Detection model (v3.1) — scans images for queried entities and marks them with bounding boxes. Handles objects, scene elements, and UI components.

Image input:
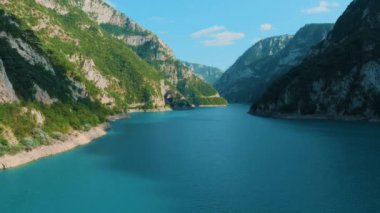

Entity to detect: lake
[1,104,380,213]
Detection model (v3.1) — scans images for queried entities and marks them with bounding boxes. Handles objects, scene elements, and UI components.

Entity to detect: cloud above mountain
[260,23,273,32]
[303,1,339,14]
[191,26,245,47]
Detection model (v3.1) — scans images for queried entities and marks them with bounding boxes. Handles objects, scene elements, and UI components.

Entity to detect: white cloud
[105,0,116,8]
[191,26,245,47]
[303,1,339,14]
[190,26,226,38]
[202,32,246,46]
[260,23,273,32]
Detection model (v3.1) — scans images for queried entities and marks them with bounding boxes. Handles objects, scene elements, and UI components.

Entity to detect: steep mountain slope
[0,0,207,155]
[215,35,293,102]
[251,0,380,120]
[181,61,224,85]
[217,24,333,103]
[77,0,226,106]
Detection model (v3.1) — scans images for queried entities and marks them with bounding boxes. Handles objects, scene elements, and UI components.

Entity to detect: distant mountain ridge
[216,35,293,102]
[251,0,380,120]
[181,61,224,85]
[216,23,333,103]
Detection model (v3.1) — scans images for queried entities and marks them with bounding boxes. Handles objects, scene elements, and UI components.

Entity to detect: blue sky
[107,0,352,70]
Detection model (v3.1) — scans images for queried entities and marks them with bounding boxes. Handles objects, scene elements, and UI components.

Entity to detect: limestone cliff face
[0,1,169,108]
[72,0,175,72]
[251,0,380,120]
[0,59,18,103]
[74,0,223,104]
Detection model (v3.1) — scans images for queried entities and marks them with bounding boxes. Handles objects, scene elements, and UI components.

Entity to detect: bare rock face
[68,55,109,90]
[34,0,68,15]
[34,84,58,105]
[68,54,115,106]
[78,0,125,26]
[121,35,174,61]
[0,59,18,103]
[68,78,88,100]
[0,32,55,73]
[82,59,109,90]
[361,61,380,92]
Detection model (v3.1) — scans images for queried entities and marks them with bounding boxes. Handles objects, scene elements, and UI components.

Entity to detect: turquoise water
[1,105,380,213]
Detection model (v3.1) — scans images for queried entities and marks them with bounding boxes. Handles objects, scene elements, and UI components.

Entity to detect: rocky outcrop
[35,0,68,15]
[34,84,58,105]
[0,59,18,103]
[78,0,125,26]
[67,54,116,105]
[82,59,109,90]
[251,0,380,120]
[0,31,55,73]
[182,61,224,85]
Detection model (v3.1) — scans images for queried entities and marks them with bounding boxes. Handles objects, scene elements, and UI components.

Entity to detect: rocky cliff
[181,61,224,85]
[216,35,293,102]
[77,0,225,105]
[251,0,380,120]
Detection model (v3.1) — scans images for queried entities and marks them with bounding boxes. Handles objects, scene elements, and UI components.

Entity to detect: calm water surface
[1,105,380,213]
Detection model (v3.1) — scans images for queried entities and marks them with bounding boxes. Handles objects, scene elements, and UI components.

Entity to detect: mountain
[216,24,333,103]
[181,61,224,85]
[251,0,380,120]
[215,35,293,102]
[83,0,226,106]
[0,0,225,155]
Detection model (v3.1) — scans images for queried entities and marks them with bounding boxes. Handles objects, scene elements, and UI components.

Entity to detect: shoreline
[0,107,173,170]
[250,111,380,122]
[198,104,228,108]
[0,124,108,170]
[127,107,172,113]
[0,105,226,170]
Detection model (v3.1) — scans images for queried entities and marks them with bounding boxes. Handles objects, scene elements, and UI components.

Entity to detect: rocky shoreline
[0,124,108,170]
[0,105,227,170]
[0,109,171,170]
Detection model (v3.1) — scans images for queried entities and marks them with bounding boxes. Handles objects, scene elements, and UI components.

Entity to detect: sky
[106,0,352,70]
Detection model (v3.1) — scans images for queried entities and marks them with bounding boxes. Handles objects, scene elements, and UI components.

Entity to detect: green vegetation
[178,78,227,106]
[100,23,148,37]
[0,0,228,156]
[100,18,227,107]
[0,0,169,155]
